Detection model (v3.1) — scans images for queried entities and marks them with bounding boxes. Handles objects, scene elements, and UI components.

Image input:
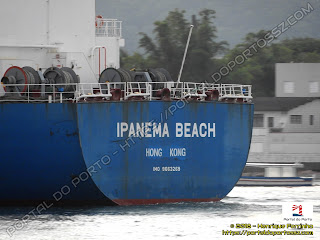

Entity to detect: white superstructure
[0,0,252,104]
[0,0,124,87]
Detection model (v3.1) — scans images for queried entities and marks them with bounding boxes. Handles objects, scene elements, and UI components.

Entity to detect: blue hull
[0,104,111,205]
[0,101,253,205]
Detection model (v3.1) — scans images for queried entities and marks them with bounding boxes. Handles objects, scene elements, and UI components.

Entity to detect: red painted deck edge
[112,198,221,206]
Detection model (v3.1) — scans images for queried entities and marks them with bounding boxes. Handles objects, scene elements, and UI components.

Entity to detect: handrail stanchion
[27,84,29,103]
[149,83,152,100]
[53,86,55,103]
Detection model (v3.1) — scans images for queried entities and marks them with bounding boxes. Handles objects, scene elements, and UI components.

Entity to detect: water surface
[0,186,319,239]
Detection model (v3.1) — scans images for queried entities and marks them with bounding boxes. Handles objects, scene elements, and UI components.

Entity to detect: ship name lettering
[176,123,216,138]
[117,122,216,138]
[117,122,169,138]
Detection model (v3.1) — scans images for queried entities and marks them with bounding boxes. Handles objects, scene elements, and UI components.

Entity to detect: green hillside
[96,0,320,53]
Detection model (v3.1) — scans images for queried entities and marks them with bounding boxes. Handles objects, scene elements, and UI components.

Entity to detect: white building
[248,63,320,170]
[276,63,320,97]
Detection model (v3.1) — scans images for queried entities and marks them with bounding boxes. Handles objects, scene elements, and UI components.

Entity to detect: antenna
[177,25,194,83]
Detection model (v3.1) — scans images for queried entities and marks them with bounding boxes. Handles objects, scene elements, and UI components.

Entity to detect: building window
[253,114,264,127]
[268,117,274,128]
[290,115,302,124]
[310,115,314,125]
[284,81,295,93]
[309,81,319,93]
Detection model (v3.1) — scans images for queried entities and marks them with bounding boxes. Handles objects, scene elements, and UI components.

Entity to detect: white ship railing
[0,82,252,103]
[95,18,122,38]
[75,83,112,102]
[125,82,152,100]
[218,84,252,99]
[181,82,207,99]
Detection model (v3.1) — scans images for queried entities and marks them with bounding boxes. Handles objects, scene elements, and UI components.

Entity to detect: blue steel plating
[0,100,253,205]
[0,0,253,206]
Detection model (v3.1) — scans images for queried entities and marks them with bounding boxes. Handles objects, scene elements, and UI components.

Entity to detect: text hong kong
[117,122,216,138]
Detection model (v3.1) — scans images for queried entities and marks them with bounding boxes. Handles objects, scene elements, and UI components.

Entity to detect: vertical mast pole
[177,25,194,83]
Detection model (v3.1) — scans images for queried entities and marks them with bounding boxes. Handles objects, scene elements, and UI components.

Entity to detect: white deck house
[0,0,125,85]
[248,63,320,170]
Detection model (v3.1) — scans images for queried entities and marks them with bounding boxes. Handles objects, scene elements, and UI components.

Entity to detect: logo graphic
[282,202,313,221]
[292,205,303,216]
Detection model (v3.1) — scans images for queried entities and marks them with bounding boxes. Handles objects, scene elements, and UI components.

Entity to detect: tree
[187,10,228,82]
[137,9,227,82]
[120,49,149,69]
[220,33,320,96]
[121,13,320,97]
